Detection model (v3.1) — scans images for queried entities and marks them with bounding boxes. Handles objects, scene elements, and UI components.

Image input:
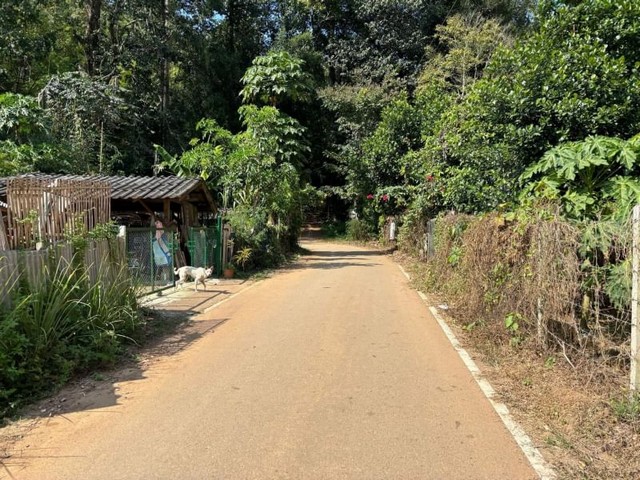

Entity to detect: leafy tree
[434,0,640,213]
[376,13,510,216]
[158,109,307,262]
[155,118,232,183]
[171,0,272,131]
[38,72,134,173]
[268,32,335,187]
[240,51,314,107]
[0,93,68,175]
[0,94,48,143]
[419,14,507,99]
[354,96,425,197]
[318,82,396,209]
[321,7,517,221]
[160,106,308,206]
[239,105,309,166]
[0,0,549,226]
[323,0,531,88]
[343,11,507,224]
[0,1,82,94]
[520,134,640,219]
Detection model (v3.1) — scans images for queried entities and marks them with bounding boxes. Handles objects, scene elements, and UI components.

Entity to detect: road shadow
[160,289,234,314]
[2,306,230,426]
[286,245,393,271]
[0,280,250,472]
[304,249,387,257]
[298,238,396,255]
[285,260,380,271]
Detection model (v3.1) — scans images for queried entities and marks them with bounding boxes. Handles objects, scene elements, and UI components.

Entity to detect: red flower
[381,194,389,202]
[366,194,374,200]
[426,174,434,182]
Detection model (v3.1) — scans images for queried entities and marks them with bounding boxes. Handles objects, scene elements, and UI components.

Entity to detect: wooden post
[537,297,544,345]
[0,208,8,251]
[163,199,171,223]
[631,205,640,392]
[537,225,545,346]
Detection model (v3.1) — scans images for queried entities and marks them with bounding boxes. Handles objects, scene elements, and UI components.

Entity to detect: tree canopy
[1,0,638,245]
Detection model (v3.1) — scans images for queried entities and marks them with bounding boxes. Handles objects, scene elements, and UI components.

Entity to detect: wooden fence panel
[0,250,19,306]
[0,239,126,306]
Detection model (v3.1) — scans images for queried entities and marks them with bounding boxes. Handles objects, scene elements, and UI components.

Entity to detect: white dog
[174,266,219,291]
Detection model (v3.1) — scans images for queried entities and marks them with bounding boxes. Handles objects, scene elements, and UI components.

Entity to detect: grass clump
[611,393,640,424]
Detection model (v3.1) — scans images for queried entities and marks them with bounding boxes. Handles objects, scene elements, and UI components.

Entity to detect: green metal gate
[187,217,223,276]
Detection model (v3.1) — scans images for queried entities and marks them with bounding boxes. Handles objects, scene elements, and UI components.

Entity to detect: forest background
[2,1,640,249]
[3,0,640,226]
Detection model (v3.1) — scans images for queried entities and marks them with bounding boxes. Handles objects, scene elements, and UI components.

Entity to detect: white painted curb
[398,265,556,480]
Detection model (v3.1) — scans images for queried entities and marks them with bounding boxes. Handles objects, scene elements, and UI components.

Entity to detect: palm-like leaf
[520,133,640,218]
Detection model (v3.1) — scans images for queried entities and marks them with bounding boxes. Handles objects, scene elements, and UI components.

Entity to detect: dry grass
[467,338,640,480]
[396,210,640,479]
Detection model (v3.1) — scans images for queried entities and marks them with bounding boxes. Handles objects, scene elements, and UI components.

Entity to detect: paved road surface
[1,239,538,479]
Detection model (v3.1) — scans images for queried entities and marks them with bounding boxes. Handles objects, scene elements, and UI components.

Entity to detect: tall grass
[85,259,143,344]
[0,248,142,419]
[11,257,90,357]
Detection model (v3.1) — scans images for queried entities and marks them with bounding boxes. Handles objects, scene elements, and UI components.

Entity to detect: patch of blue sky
[177,4,225,32]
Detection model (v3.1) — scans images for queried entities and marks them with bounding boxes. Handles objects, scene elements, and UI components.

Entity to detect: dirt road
[1,239,539,479]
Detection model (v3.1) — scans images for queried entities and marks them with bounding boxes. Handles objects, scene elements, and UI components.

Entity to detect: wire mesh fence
[1,220,225,299]
[125,227,176,293]
[188,228,217,270]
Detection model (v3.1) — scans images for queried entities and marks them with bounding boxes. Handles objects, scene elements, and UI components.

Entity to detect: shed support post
[163,199,171,222]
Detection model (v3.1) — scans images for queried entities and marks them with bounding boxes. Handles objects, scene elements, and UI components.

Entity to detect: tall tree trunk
[84,0,103,76]
[159,0,170,147]
[227,0,236,51]
[107,0,122,76]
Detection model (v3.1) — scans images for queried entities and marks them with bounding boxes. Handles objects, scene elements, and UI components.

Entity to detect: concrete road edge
[398,265,557,480]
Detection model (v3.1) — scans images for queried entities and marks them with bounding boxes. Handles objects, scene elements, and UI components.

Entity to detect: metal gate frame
[187,216,223,277]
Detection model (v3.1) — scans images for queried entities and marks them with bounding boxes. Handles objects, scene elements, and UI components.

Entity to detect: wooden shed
[0,174,217,251]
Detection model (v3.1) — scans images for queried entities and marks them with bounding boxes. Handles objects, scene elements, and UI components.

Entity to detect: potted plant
[223,262,235,279]
[233,247,253,272]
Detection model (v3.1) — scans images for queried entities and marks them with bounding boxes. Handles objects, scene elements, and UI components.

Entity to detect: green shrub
[226,206,290,270]
[345,219,372,241]
[0,250,142,420]
[321,219,346,238]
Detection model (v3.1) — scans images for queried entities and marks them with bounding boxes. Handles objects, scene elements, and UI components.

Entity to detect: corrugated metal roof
[0,174,204,201]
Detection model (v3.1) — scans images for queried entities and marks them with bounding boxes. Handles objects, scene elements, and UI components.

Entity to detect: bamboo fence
[5,177,111,250]
[0,208,8,251]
